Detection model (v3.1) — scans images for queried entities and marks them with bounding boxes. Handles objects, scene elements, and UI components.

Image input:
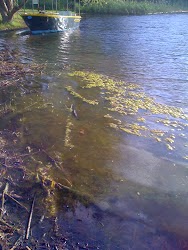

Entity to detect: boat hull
[20,13,81,34]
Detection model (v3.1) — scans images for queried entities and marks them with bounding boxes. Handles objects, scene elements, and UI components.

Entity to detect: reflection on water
[1,13,188,248]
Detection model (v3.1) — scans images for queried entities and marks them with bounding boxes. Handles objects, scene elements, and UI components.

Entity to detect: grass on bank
[81,0,188,15]
[0,13,26,31]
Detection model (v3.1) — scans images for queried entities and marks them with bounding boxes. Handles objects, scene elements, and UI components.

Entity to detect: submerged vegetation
[67,71,188,160]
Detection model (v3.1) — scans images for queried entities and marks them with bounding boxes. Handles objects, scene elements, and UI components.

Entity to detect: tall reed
[80,0,187,15]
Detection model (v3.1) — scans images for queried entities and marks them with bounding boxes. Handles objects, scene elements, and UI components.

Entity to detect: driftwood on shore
[0,44,106,250]
[0,46,70,249]
[0,130,92,249]
[0,46,43,88]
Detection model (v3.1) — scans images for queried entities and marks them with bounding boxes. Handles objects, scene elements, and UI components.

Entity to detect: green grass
[0,13,26,31]
[81,0,188,15]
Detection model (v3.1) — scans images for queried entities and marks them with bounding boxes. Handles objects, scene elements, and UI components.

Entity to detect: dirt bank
[0,45,84,250]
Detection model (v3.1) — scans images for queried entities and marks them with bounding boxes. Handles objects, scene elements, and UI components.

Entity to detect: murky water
[1,13,188,249]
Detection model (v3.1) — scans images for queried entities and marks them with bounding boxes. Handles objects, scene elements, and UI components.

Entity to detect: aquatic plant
[64,115,75,149]
[65,85,99,105]
[67,70,188,159]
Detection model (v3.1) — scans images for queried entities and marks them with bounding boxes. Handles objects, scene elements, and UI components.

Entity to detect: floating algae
[67,71,188,159]
[64,115,74,149]
[65,86,98,105]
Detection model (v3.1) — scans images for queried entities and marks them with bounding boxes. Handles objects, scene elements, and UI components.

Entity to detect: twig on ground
[0,182,9,218]
[26,246,32,250]
[9,236,23,250]
[0,218,13,228]
[25,195,36,240]
[5,193,29,213]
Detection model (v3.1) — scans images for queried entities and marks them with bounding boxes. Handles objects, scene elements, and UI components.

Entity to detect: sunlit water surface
[1,13,188,249]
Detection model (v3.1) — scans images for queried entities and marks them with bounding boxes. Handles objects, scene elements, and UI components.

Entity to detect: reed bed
[81,0,187,15]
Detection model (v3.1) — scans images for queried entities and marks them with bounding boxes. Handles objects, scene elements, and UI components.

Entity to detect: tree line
[0,0,188,24]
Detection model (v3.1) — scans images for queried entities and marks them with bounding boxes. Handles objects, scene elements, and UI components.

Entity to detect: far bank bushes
[19,0,188,15]
[80,0,188,15]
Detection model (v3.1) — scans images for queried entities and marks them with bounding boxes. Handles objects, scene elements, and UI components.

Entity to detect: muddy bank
[0,131,83,249]
[0,43,115,250]
[0,45,91,249]
[0,44,42,87]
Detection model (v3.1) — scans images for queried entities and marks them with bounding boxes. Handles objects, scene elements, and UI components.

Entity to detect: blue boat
[20,0,81,34]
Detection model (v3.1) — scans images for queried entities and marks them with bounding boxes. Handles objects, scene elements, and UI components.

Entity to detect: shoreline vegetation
[0,13,26,31]
[0,1,188,31]
[0,46,91,249]
[81,1,188,15]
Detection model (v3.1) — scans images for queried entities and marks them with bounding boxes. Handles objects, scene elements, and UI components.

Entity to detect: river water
[1,13,188,249]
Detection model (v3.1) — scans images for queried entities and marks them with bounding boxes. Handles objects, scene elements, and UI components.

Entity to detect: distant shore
[0,8,188,32]
[80,1,188,15]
